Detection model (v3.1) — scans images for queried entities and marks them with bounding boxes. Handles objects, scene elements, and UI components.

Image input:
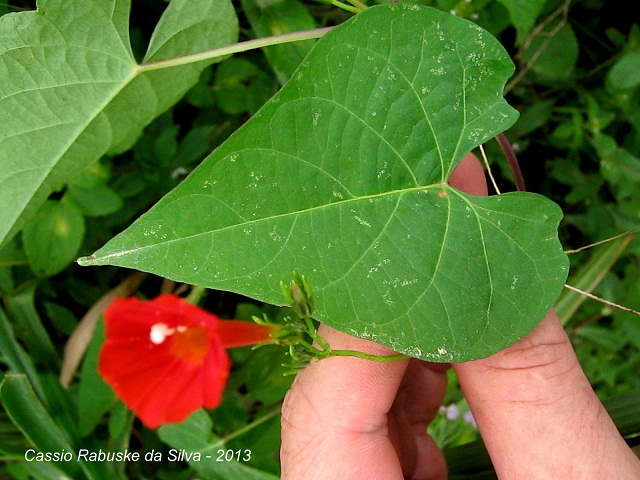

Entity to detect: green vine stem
[137,27,333,73]
[318,348,410,362]
[185,285,207,305]
[317,0,359,13]
[315,0,368,14]
[272,274,410,371]
[208,406,281,448]
[348,0,369,12]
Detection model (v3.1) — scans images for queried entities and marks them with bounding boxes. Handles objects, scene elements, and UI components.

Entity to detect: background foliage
[1,0,639,478]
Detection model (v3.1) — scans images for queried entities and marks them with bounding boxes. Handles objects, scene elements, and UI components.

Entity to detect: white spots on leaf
[383,290,394,305]
[384,277,418,289]
[399,345,422,358]
[380,276,418,305]
[435,22,445,42]
[142,227,168,240]
[466,52,482,62]
[510,276,518,290]
[354,215,371,227]
[468,126,485,142]
[377,161,389,179]
[269,228,284,242]
[366,257,389,278]
[247,171,263,190]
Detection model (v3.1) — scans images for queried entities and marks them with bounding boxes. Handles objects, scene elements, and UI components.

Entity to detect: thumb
[454,309,640,478]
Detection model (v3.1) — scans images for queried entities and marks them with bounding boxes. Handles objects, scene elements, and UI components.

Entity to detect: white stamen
[150,323,175,344]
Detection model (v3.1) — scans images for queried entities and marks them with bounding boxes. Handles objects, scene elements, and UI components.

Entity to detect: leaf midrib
[85,181,452,263]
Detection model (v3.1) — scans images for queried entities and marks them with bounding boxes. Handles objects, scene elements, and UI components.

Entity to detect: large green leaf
[81,5,569,361]
[0,0,238,248]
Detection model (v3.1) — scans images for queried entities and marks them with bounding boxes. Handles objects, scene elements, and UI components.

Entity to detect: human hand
[280,153,640,479]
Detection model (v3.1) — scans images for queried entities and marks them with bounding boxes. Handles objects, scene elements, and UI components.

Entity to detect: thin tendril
[563,284,640,317]
[479,144,501,194]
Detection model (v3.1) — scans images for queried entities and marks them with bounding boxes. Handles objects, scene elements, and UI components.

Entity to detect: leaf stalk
[136,27,333,73]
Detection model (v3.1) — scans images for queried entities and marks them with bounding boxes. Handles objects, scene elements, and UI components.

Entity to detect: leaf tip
[76,255,96,267]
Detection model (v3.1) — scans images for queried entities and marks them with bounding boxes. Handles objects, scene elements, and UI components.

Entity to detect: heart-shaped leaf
[0,0,238,248]
[80,5,569,361]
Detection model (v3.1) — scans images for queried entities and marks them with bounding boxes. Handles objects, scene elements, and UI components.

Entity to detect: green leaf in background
[0,306,45,401]
[77,319,116,437]
[215,58,274,115]
[0,375,82,479]
[3,460,74,480]
[4,283,59,368]
[523,20,579,80]
[158,410,279,480]
[22,200,85,277]
[606,50,640,91]
[496,0,546,44]
[0,0,238,248]
[81,5,569,361]
[240,0,317,84]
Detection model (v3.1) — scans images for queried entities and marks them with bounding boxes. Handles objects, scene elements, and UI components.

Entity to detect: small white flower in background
[439,403,477,428]
[464,410,477,428]
[440,404,460,420]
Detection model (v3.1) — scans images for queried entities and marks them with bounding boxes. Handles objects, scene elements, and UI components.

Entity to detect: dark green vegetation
[1,0,639,478]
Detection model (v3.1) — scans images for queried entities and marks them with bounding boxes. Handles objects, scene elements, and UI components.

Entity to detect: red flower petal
[216,320,278,348]
[99,294,230,429]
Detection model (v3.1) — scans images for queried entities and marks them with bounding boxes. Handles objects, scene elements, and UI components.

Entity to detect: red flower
[99,294,276,429]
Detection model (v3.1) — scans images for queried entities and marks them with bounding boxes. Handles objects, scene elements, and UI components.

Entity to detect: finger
[389,360,449,480]
[281,325,411,479]
[452,153,640,477]
[448,152,488,196]
[385,152,485,479]
[454,296,640,477]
